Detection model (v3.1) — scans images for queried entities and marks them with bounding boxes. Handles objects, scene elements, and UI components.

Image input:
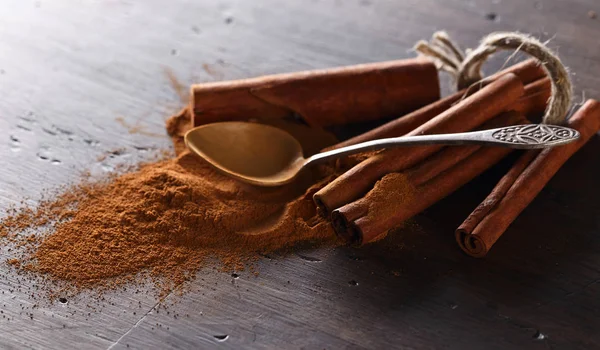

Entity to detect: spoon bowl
[185,122,580,187]
[184,122,306,186]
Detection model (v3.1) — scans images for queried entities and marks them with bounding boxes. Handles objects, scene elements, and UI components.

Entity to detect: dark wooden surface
[2,0,600,349]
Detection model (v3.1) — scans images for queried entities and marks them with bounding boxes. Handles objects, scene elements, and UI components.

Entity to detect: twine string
[415,31,572,125]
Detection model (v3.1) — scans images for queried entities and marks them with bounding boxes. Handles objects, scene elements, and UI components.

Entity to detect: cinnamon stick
[481,59,546,88]
[191,58,440,128]
[513,77,551,118]
[331,112,529,244]
[313,73,526,216]
[523,76,551,95]
[455,150,539,255]
[456,99,600,257]
[328,59,546,150]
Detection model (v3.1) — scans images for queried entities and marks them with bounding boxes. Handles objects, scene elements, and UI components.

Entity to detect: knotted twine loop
[414,31,572,125]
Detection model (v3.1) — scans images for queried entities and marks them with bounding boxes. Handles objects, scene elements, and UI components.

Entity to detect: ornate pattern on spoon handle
[491,125,579,146]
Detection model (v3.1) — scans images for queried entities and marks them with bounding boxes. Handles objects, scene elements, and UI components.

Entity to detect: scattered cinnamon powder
[358,173,416,242]
[366,173,415,220]
[115,116,164,137]
[165,107,193,155]
[164,68,190,103]
[0,108,339,296]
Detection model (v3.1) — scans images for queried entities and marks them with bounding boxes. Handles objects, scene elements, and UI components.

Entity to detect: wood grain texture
[1,0,600,349]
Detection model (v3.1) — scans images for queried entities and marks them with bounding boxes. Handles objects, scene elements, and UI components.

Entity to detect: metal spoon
[184,122,579,187]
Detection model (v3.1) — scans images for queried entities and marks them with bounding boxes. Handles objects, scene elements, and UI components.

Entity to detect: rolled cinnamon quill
[314,73,526,216]
[485,59,547,87]
[513,77,551,118]
[191,58,440,128]
[328,59,546,150]
[332,112,529,244]
[456,99,600,257]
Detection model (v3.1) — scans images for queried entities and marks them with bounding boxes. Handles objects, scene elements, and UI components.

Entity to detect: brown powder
[367,173,415,218]
[115,116,165,137]
[0,108,339,296]
[361,172,416,242]
[165,107,191,155]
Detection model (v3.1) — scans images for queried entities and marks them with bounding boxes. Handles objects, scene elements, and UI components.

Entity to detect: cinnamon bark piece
[191,58,440,127]
[513,77,551,118]
[483,59,546,87]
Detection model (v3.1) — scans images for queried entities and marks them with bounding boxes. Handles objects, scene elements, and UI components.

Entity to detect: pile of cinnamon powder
[0,109,339,295]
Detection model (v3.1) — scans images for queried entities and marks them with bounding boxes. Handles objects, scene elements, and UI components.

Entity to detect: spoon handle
[306,124,580,165]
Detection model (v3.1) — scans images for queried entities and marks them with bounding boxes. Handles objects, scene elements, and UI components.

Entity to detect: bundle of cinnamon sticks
[315,59,599,256]
[188,55,599,258]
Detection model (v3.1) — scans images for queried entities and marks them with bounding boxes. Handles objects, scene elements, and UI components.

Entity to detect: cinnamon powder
[0,109,339,295]
[360,173,416,242]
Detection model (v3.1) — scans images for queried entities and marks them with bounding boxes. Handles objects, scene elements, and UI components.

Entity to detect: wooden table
[1,0,600,348]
